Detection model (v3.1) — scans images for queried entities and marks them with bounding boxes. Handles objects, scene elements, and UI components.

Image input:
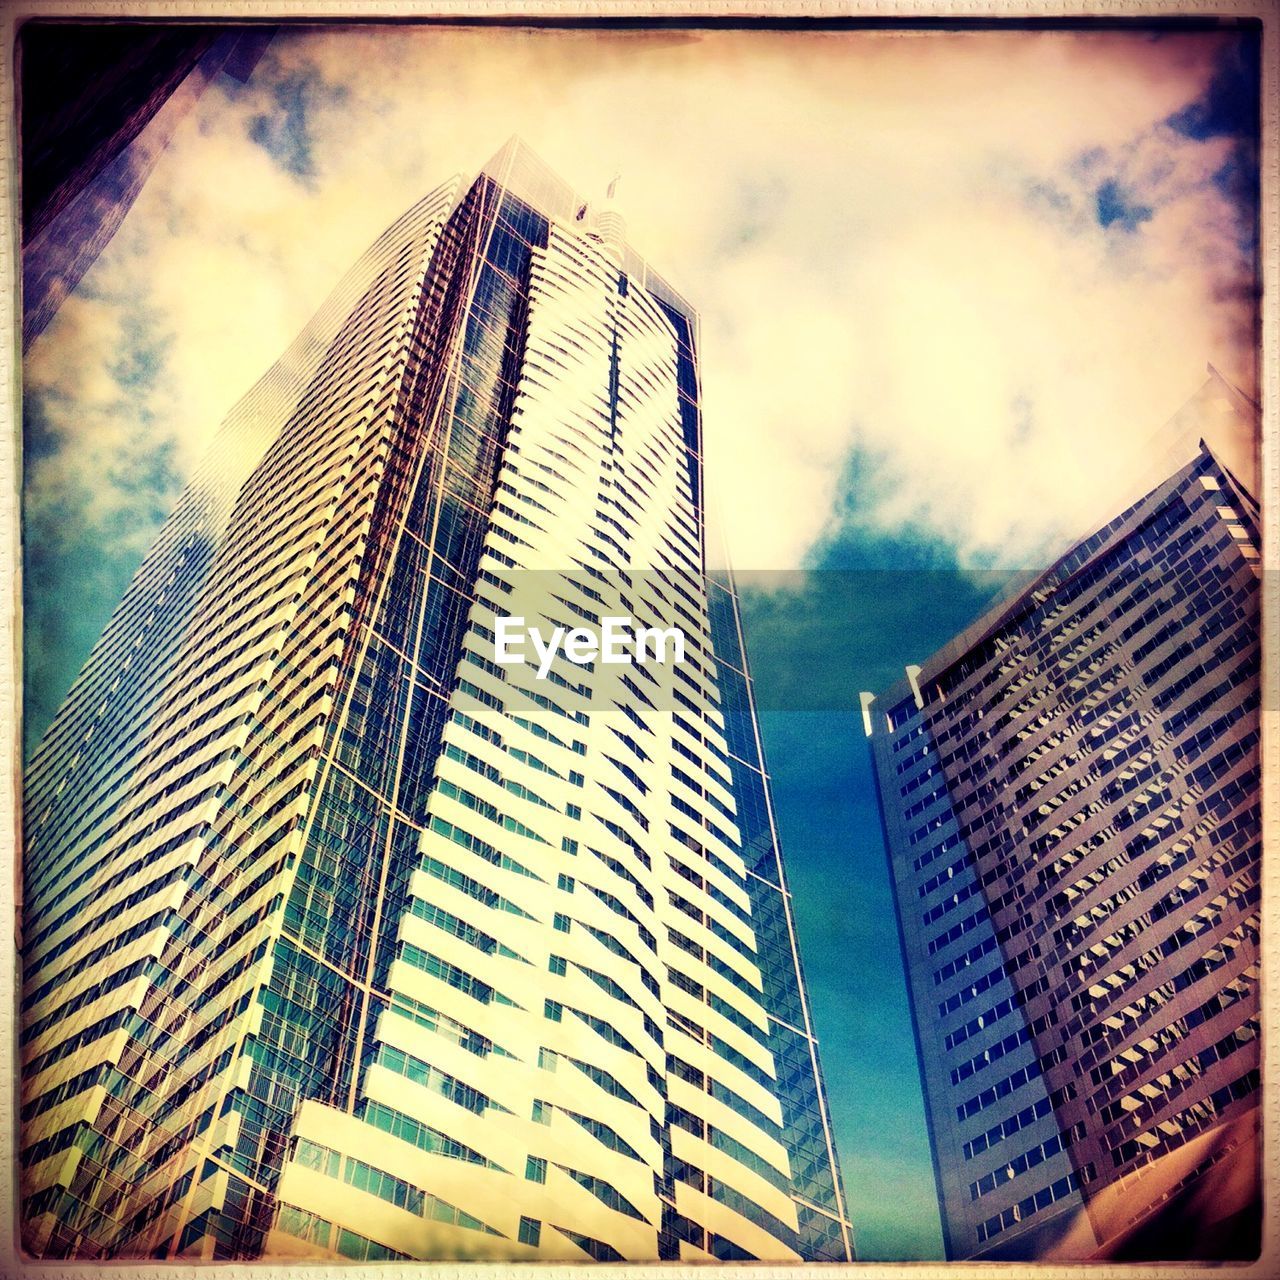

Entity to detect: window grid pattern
[869,444,1261,1260]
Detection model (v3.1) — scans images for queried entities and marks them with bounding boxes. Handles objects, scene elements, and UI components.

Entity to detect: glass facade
[866,434,1262,1260]
[706,572,854,1260]
[21,140,852,1263]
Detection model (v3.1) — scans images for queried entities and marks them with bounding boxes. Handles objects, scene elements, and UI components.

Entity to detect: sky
[22,20,1262,1263]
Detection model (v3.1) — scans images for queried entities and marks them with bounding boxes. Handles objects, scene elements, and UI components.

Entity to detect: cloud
[245,57,349,180]
[25,25,1260,691]
[23,280,184,747]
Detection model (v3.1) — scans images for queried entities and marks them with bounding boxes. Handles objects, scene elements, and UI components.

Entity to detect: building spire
[596,170,625,261]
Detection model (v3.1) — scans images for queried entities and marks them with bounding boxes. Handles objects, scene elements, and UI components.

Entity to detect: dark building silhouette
[20,23,274,348]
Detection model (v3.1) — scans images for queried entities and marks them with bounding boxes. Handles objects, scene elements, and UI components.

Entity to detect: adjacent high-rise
[865,423,1261,1261]
[20,140,853,1263]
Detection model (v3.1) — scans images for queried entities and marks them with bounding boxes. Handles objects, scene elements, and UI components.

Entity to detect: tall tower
[864,425,1261,1261]
[20,140,853,1264]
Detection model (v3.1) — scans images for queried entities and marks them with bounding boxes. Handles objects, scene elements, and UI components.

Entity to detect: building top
[865,422,1258,728]
[479,136,699,342]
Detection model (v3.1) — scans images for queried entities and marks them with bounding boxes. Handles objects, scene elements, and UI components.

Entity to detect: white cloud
[27,26,1257,574]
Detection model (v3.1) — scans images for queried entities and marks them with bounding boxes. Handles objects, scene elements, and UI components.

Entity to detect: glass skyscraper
[864,421,1261,1261]
[20,140,853,1263]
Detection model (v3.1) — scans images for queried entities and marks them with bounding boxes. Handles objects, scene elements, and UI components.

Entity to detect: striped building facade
[864,430,1261,1260]
[20,140,853,1263]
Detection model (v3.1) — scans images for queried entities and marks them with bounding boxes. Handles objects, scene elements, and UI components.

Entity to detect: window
[553,913,571,933]
[562,837,578,855]
[525,1155,547,1183]
[544,1000,562,1022]
[531,1099,550,1124]
[557,874,575,893]
[518,1216,541,1247]
[549,955,567,976]
[277,1204,330,1249]
[566,803,582,820]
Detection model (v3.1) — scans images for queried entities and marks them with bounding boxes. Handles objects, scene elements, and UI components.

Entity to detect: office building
[865,422,1261,1260]
[20,140,853,1263]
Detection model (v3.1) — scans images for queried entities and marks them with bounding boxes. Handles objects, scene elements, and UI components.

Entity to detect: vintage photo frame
[2,3,1275,1277]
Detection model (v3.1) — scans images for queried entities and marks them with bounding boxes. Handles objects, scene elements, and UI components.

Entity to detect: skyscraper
[864,422,1261,1261]
[20,140,853,1264]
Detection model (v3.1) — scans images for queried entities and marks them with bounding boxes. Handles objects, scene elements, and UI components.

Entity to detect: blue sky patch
[1095,177,1154,232]
[1166,33,1259,143]
[246,55,349,181]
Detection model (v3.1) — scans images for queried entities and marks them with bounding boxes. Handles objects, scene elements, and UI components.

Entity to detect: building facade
[865,432,1261,1260]
[20,141,853,1263]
